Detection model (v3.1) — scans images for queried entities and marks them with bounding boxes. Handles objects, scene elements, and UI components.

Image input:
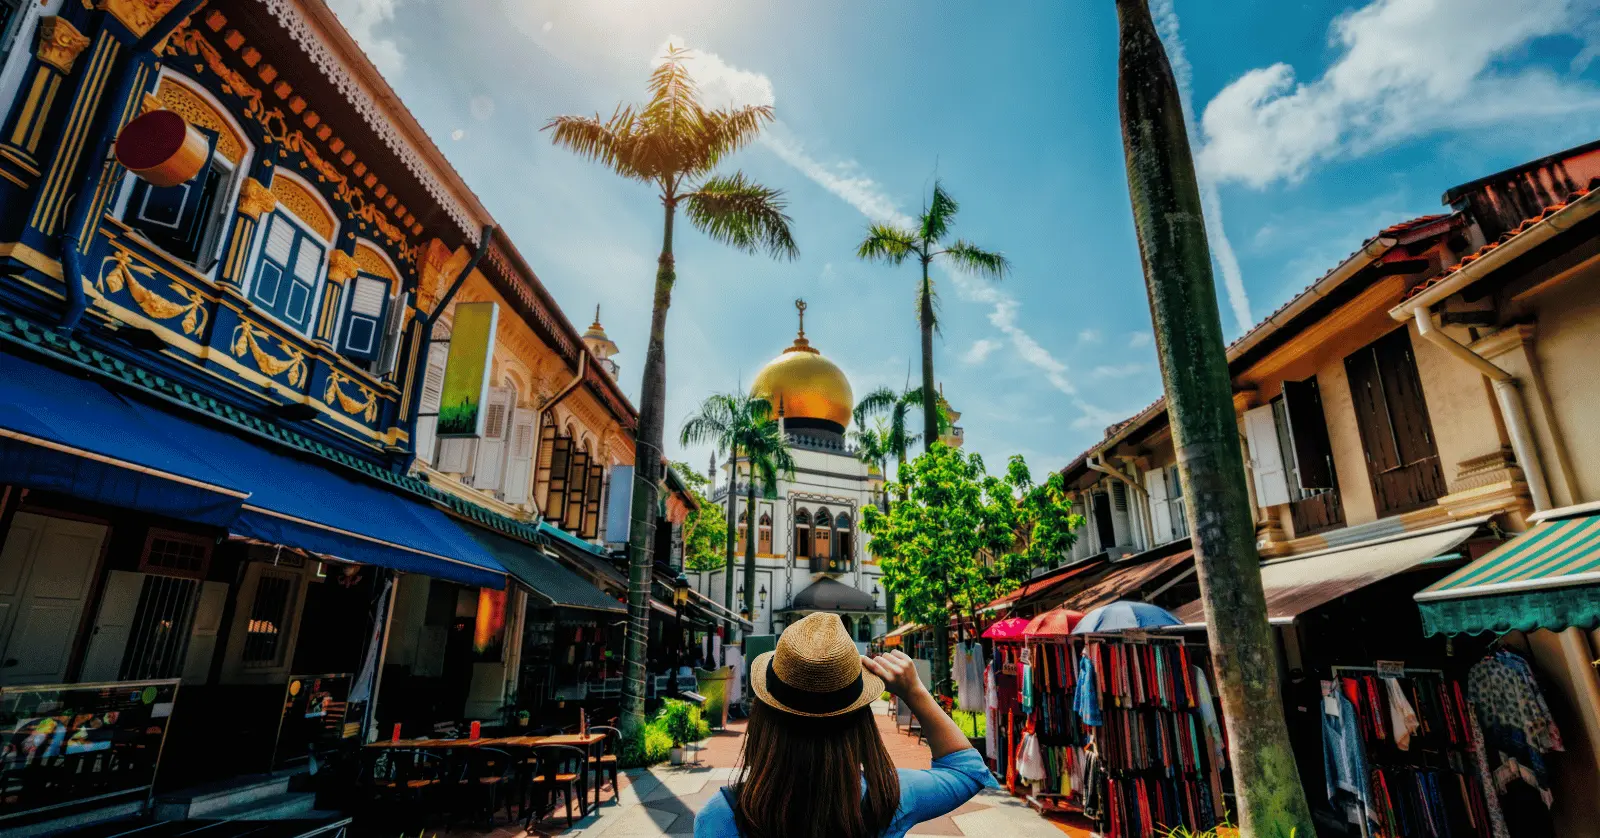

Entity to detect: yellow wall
[1526,628,1600,838]
[1527,268,1600,505]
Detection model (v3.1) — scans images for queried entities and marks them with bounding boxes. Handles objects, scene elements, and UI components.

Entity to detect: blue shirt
[694,747,997,838]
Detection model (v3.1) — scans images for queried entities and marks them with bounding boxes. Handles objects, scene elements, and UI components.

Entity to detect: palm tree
[852,386,929,490]
[547,46,799,740]
[856,183,1007,451]
[680,393,795,634]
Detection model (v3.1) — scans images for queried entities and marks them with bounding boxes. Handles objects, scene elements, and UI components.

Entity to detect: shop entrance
[0,512,107,686]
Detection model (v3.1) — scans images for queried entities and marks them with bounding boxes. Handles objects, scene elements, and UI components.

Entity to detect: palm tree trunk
[620,200,676,742]
[723,448,739,639]
[1113,1,1313,833]
[743,477,758,631]
[919,264,938,453]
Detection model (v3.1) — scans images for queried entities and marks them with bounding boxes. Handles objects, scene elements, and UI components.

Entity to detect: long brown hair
[730,699,900,838]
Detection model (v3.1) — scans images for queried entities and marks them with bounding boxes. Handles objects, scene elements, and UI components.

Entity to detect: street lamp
[670,573,689,696]
[871,584,880,606]
[758,585,767,609]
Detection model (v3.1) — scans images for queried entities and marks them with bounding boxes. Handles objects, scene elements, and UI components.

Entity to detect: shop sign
[438,301,499,437]
[1376,659,1406,679]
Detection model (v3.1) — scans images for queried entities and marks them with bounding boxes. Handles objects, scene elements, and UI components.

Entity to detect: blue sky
[329,0,1600,474]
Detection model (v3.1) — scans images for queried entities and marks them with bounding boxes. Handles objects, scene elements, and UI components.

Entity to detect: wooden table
[364,733,608,819]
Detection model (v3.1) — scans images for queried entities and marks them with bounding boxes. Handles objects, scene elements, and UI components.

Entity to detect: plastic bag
[1016,732,1046,782]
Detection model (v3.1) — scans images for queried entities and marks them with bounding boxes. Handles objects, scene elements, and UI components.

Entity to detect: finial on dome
[795,298,807,337]
[592,304,602,327]
[785,298,817,354]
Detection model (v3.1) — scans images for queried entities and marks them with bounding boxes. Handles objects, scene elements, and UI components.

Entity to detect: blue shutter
[337,273,390,361]
[125,127,220,263]
[248,212,324,335]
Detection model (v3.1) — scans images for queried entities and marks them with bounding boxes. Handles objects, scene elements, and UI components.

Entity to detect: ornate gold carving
[236,177,274,219]
[97,249,207,335]
[154,77,244,163]
[354,242,395,279]
[164,26,415,258]
[269,175,334,240]
[36,17,90,75]
[99,0,185,38]
[323,370,378,421]
[231,321,307,386]
[140,92,161,114]
[326,249,357,285]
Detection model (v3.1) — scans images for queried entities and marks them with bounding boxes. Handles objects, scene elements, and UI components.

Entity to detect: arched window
[336,241,400,368]
[758,511,773,555]
[834,512,854,571]
[737,506,749,549]
[247,172,335,335]
[793,508,812,561]
[813,506,833,561]
[120,72,250,271]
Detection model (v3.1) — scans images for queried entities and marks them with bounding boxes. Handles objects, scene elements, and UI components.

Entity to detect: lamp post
[670,573,690,697]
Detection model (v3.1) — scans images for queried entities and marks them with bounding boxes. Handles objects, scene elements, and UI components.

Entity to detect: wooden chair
[526,744,588,830]
[586,725,621,807]
[454,746,516,827]
[361,749,447,829]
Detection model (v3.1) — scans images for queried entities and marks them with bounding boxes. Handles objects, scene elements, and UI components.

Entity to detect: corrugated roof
[1057,550,1193,613]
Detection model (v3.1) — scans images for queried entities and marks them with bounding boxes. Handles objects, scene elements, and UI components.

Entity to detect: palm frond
[853,386,900,428]
[679,393,737,448]
[922,180,959,243]
[700,104,775,170]
[856,222,918,265]
[940,239,1010,280]
[684,172,799,259]
[544,108,651,182]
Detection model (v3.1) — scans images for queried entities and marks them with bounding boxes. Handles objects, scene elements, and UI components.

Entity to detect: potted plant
[516,710,530,728]
[660,699,702,766]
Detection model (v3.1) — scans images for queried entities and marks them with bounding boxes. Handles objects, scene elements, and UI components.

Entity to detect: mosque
[689,301,962,648]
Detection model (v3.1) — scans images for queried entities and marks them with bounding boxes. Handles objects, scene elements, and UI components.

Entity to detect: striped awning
[1415,509,1600,636]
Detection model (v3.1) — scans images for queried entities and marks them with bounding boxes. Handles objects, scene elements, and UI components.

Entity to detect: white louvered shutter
[414,341,448,465]
[1245,404,1292,508]
[1144,468,1172,545]
[502,408,536,504]
[471,387,513,489]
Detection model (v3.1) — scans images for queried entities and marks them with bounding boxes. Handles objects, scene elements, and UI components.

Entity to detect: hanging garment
[985,662,999,761]
[1320,680,1374,827]
[1075,651,1102,727]
[1192,665,1223,761]
[1020,662,1034,715]
[1017,732,1046,782]
[965,641,987,711]
[1469,649,1564,806]
[1386,676,1421,751]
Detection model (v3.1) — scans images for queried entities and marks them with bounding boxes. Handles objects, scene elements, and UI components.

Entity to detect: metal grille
[244,573,295,666]
[118,575,200,680]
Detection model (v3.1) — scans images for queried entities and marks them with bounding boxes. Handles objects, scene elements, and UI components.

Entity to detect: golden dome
[751,300,853,431]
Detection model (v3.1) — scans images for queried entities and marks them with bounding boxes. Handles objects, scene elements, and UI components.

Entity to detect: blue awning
[0,351,247,525]
[118,399,508,589]
[463,528,624,613]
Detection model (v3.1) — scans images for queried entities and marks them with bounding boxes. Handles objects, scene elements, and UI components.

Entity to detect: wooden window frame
[1344,328,1447,518]
[138,528,213,580]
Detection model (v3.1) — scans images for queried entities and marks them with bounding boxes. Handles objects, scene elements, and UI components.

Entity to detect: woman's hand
[862,650,927,700]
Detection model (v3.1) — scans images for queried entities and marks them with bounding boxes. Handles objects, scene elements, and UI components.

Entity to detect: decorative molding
[231,321,307,386]
[1469,322,1536,361]
[269,174,334,240]
[256,0,479,245]
[353,242,394,279]
[99,0,185,38]
[236,176,275,219]
[36,17,91,74]
[96,248,208,336]
[326,249,357,285]
[323,369,378,421]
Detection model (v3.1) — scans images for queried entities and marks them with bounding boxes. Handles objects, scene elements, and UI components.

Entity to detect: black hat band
[766,665,865,715]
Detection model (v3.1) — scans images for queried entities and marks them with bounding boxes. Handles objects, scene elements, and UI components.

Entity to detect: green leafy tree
[670,462,727,581]
[862,445,1077,697]
[679,393,795,633]
[547,46,799,742]
[856,185,1007,455]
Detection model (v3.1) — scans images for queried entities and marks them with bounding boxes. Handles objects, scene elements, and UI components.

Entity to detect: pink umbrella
[980,617,1031,642]
[1023,608,1084,639]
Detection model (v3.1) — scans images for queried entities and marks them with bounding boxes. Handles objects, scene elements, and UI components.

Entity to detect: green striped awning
[1415,512,1600,636]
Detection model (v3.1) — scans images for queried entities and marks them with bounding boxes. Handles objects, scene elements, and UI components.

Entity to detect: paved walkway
[448,701,1091,837]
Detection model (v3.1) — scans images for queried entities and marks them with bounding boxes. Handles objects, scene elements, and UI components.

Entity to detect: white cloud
[325,0,404,77]
[1077,328,1102,344]
[1198,0,1600,189]
[963,339,1001,365]
[469,96,495,121]
[450,128,465,141]
[1092,363,1149,380]
[1128,331,1153,348]
[763,127,915,229]
[542,20,554,33]
[1152,0,1252,333]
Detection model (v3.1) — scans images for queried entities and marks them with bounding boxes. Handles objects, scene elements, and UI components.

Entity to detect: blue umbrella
[1071,600,1181,634]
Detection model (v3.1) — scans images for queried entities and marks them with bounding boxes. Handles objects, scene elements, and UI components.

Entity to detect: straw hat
[751,613,884,718]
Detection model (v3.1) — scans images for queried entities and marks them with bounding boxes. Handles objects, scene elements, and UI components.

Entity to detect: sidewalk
[447,701,1087,837]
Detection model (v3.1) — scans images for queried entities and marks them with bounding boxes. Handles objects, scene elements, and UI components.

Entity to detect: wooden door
[0,512,107,686]
[1345,328,1447,516]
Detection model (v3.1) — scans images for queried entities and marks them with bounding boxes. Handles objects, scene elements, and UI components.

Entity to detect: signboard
[1375,660,1406,679]
[604,465,635,545]
[0,678,180,822]
[272,673,355,770]
[437,301,498,437]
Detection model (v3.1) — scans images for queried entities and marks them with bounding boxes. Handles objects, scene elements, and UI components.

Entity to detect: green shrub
[618,720,677,768]
[659,699,704,747]
[952,710,985,738]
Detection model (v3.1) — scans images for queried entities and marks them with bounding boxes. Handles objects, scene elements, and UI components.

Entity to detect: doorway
[0,511,108,686]
[1093,492,1115,552]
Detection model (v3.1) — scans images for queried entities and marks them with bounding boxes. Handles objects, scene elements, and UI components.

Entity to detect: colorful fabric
[1387,677,1420,751]
[1074,651,1101,727]
[1321,680,1373,824]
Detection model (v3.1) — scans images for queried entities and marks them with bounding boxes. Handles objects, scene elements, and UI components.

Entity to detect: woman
[696,613,995,838]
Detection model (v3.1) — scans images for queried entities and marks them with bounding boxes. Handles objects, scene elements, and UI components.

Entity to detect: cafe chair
[361,749,447,828]
[455,746,516,827]
[527,744,588,830]
[586,725,621,807]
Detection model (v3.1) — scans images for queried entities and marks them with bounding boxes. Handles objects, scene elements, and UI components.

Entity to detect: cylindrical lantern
[114,110,207,187]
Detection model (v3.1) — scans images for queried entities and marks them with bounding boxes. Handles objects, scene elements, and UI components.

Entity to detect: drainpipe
[1411,308,1552,512]
[60,0,208,331]
[401,225,496,471]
